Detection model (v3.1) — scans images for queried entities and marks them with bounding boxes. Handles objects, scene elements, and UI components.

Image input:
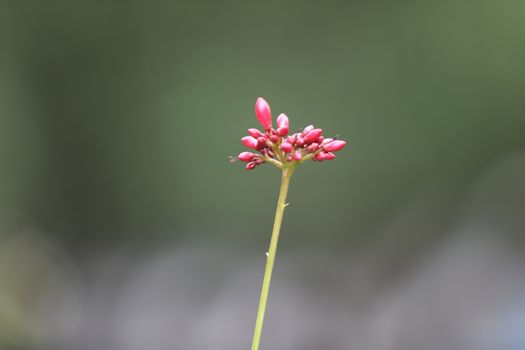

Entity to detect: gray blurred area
[1,1,525,349]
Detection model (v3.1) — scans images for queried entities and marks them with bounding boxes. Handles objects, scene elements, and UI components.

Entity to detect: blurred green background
[1,1,525,349]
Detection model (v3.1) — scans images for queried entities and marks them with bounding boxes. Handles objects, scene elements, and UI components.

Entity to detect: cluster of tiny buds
[233,97,347,170]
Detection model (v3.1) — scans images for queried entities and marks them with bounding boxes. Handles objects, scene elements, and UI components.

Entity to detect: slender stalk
[251,167,294,350]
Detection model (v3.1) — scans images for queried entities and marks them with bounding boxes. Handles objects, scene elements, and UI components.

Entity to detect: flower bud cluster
[234,97,347,170]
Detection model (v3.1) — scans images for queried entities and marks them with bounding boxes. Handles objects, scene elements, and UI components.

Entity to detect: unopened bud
[323,152,336,160]
[303,125,314,134]
[242,136,259,149]
[255,97,273,130]
[248,128,264,138]
[245,161,258,170]
[323,140,346,152]
[257,136,268,145]
[276,114,289,136]
[313,152,327,161]
[238,151,255,162]
[303,128,323,144]
[280,142,293,153]
[314,151,336,161]
[292,150,302,161]
[276,127,288,137]
[307,143,319,153]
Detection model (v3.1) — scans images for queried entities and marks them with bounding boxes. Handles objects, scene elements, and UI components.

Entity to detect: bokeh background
[1,1,525,349]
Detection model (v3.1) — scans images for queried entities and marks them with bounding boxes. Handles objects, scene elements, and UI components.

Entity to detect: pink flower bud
[255,97,273,130]
[248,128,264,138]
[313,151,336,161]
[303,125,314,134]
[287,135,296,144]
[313,152,327,161]
[307,143,319,153]
[257,136,268,146]
[280,142,293,153]
[323,140,346,152]
[238,151,255,162]
[276,113,289,136]
[323,152,336,160]
[245,161,258,170]
[242,136,259,149]
[321,138,333,145]
[292,150,302,161]
[269,134,279,143]
[303,128,323,143]
[295,137,305,147]
[277,113,289,128]
[277,127,288,137]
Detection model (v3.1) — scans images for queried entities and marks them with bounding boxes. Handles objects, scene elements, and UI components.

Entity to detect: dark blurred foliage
[2,0,525,246]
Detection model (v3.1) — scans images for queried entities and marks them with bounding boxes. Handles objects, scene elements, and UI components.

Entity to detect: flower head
[233,97,347,170]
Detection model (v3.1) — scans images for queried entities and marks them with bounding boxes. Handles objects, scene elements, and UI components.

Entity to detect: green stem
[251,167,294,350]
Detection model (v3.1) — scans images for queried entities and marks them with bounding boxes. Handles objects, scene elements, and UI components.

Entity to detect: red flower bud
[292,150,302,161]
[248,128,264,138]
[269,134,279,143]
[321,138,334,145]
[276,113,289,136]
[303,128,323,143]
[255,97,273,131]
[238,151,255,162]
[257,136,268,146]
[313,152,327,161]
[277,113,289,128]
[280,142,293,153]
[296,137,305,147]
[242,136,259,149]
[323,140,346,152]
[277,127,288,137]
[307,143,319,153]
[323,152,336,160]
[313,151,336,161]
[303,125,314,134]
[245,161,258,170]
[287,135,296,144]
